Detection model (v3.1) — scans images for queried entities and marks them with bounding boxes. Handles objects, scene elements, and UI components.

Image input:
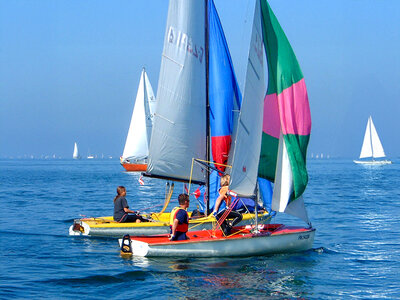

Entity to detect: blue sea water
[0,159,399,299]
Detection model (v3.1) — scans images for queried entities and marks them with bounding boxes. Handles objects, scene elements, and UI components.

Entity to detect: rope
[188,216,216,230]
[217,196,239,227]
[212,196,240,236]
[151,183,174,221]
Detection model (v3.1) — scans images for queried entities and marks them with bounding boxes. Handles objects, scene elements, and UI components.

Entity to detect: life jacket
[169,207,189,232]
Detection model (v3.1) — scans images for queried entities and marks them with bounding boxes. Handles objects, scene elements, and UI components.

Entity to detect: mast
[205,0,210,215]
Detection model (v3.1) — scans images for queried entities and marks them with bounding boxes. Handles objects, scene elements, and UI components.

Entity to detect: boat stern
[119,235,149,257]
[69,219,90,236]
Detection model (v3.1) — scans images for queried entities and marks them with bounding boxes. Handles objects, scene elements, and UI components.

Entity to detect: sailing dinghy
[69,0,270,238]
[354,116,392,165]
[120,68,156,171]
[119,0,315,257]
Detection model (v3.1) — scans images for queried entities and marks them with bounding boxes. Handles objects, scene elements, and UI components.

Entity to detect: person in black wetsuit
[113,186,149,223]
[169,194,190,241]
[212,174,242,235]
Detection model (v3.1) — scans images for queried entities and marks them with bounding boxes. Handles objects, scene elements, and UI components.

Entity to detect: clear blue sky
[1,0,399,159]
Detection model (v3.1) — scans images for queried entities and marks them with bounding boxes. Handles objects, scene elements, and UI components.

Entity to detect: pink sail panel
[263,93,281,139]
[263,79,310,137]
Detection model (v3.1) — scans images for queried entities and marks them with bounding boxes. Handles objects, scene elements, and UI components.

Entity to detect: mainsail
[147,0,207,183]
[122,69,156,162]
[148,0,241,185]
[259,0,311,211]
[229,0,265,198]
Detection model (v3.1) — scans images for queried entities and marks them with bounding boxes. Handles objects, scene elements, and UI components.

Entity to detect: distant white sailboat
[72,142,81,159]
[120,68,156,171]
[354,116,392,165]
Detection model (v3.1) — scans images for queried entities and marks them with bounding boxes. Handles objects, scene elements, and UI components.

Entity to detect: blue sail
[208,0,242,172]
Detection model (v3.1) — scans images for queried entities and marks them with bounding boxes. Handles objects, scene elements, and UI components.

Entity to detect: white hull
[353,159,392,165]
[69,213,270,237]
[119,226,315,257]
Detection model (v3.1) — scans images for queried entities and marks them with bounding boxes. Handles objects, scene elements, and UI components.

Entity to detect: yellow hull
[69,212,271,237]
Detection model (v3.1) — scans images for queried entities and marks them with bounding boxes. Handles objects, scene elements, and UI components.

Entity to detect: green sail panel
[261,1,304,96]
[259,0,311,201]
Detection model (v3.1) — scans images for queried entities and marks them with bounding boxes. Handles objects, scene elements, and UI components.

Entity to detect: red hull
[128,224,311,245]
[121,163,147,172]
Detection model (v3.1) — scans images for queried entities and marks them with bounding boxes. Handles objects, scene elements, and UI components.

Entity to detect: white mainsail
[122,69,156,163]
[73,142,80,159]
[359,116,386,159]
[147,0,206,183]
[229,0,265,198]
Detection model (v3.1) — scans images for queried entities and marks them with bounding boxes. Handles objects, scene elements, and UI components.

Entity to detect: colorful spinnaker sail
[259,0,311,203]
[208,0,241,172]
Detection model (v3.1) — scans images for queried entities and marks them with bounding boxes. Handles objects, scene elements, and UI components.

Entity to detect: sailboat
[69,0,269,238]
[354,116,392,165]
[119,0,315,257]
[72,142,81,159]
[120,68,156,172]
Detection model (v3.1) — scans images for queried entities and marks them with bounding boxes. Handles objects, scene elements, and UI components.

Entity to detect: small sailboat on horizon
[354,116,392,165]
[72,142,81,159]
[120,68,156,172]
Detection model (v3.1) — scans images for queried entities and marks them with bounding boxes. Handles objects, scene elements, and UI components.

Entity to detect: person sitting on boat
[212,174,243,236]
[113,186,149,223]
[169,193,190,241]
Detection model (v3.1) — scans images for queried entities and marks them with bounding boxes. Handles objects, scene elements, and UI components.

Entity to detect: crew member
[113,186,149,223]
[169,194,190,241]
[212,174,243,235]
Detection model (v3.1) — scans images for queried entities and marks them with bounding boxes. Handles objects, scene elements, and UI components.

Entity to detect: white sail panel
[73,142,79,159]
[147,0,206,183]
[284,196,310,225]
[359,117,372,158]
[271,134,293,212]
[229,0,265,197]
[369,117,386,158]
[122,70,148,161]
[143,71,156,148]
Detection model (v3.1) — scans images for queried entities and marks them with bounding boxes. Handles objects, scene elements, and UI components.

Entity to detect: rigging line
[188,217,215,230]
[188,158,195,195]
[194,158,231,168]
[216,197,240,229]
